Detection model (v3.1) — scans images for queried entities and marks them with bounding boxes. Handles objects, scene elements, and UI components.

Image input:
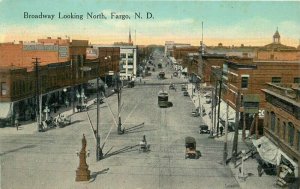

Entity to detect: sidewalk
[185,82,278,188]
[0,86,118,135]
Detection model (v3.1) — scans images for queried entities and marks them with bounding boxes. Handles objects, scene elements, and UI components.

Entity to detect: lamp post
[115,73,124,134]
[96,75,103,161]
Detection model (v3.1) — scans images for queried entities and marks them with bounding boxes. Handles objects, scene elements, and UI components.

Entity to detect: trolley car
[158,91,169,107]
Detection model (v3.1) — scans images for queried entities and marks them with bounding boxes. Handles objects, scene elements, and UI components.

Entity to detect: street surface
[0,51,275,189]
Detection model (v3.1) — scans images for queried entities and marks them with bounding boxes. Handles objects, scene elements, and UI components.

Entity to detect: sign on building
[243,94,260,114]
[59,46,69,58]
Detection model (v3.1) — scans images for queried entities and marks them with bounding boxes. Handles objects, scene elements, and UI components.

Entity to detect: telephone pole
[223,101,229,165]
[33,57,41,132]
[232,91,241,165]
[96,76,103,161]
[216,79,222,137]
[116,74,124,134]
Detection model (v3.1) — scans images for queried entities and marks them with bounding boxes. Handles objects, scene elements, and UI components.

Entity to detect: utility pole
[209,88,214,137]
[33,57,41,132]
[214,81,218,135]
[232,91,241,165]
[242,112,246,141]
[223,101,229,165]
[198,82,201,117]
[96,76,103,161]
[216,79,222,137]
[71,58,75,114]
[117,74,124,134]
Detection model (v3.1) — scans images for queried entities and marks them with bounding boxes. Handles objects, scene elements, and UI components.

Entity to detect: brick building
[0,38,119,127]
[256,29,300,61]
[261,82,300,183]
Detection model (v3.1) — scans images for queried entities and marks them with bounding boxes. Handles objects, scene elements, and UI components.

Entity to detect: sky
[0,0,299,46]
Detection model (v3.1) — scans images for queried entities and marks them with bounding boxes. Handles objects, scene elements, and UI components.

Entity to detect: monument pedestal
[75,134,91,182]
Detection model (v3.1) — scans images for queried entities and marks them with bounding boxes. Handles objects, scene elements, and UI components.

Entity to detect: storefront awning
[252,136,298,177]
[0,102,13,119]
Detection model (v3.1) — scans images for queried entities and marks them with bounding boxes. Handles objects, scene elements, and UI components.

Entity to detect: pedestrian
[257,165,263,177]
[220,126,224,136]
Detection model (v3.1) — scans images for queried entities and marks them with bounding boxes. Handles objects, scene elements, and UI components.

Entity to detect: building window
[241,77,249,89]
[270,54,274,60]
[270,112,275,132]
[1,82,7,96]
[294,77,300,83]
[272,77,281,83]
[282,122,286,141]
[127,53,133,59]
[265,111,269,128]
[276,118,280,135]
[120,53,126,59]
[288,122,294,147]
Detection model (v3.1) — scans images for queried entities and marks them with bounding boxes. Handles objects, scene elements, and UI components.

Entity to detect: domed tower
[273,28,280,44]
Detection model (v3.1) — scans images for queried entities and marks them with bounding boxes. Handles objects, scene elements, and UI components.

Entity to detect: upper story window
[282,122,286,141]
[288,122,295,146]
[272,77,281,83]
[294,77,300,83]
[120,53,126,59]
[270,112,275,132]
[241,75,249,89]
[127,53,133,59]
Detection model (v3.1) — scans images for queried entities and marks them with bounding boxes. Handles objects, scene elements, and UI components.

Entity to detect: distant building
[164,41,191,57]
[256,29,300,61]
[0,37,111,127]
[92,44,137,81]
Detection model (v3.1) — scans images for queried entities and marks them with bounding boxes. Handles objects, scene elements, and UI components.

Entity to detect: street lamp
[96,74,103,161]
[115,72,124,135]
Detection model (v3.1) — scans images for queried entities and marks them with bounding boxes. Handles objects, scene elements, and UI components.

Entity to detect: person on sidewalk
[220,126,224,136]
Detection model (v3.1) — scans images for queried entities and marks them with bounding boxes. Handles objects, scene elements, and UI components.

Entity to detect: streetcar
[158,91,169,107]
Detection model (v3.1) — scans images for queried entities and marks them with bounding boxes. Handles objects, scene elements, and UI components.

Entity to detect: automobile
[185,136,198,159]
[181,84,187,91]
[183,91,189,96]
[205,97,211,104]
[173,72,178,77]
[199,124,210,134]
[191,109,200,117]
[169,83,175,90]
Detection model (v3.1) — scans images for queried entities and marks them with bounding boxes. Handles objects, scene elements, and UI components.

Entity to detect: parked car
[183,91,189,96]
[205,97,211,104]
[181,84,187,91]
[169,83,175,90]
[199,124,210,134]
[191,109,200,117]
